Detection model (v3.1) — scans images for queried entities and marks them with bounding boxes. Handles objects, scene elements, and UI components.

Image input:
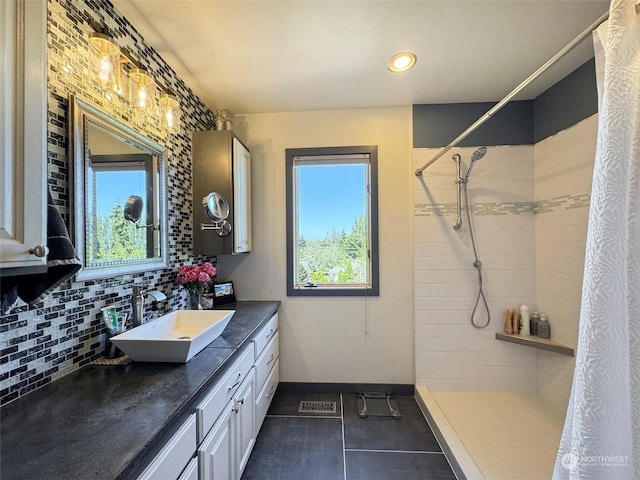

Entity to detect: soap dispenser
[537,314,551,339]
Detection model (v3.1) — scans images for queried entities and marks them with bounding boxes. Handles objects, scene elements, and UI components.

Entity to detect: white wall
[534,115,597,412]
[413,145,538,392]
[221,107,415,385]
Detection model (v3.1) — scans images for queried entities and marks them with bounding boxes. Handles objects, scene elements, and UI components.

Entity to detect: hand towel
[1,191,82,313]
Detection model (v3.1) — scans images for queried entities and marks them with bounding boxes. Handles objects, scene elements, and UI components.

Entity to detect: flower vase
[187,290,202,310]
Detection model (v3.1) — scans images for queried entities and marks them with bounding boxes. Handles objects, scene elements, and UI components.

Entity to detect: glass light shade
[129,68,156,109]
[159,93,181,132]
[88,33,121,93]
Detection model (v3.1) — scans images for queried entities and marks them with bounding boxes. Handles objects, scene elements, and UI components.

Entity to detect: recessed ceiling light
[388,52,417,73]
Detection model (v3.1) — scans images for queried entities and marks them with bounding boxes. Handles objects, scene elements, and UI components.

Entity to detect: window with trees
[286,145,379,296]
[87,156,155,266]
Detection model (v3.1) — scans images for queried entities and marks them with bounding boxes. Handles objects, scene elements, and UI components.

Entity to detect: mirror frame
[70,95,169,281]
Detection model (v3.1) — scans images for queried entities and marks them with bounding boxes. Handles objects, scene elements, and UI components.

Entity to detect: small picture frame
[213,281,236,306]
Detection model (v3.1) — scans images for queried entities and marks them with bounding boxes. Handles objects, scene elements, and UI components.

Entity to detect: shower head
[465,146,487,179]
[471,146,487,162]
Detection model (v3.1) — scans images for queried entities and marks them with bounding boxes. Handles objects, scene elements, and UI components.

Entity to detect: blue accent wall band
[533,59,597,143]
[412,101,534,148]
[413,59,598,148]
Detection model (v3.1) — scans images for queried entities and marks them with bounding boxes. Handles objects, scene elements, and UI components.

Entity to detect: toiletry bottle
[519,305,530,336]
[511,309,519,335]
[537,314,551,339]
[530,310,540,336]
[504,309,513,334]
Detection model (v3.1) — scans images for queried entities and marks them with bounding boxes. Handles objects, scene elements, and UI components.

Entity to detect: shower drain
[298,401,336,414]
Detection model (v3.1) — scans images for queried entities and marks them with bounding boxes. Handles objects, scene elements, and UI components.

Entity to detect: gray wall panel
[533,59,598,143]
[413,59,598,148]
[412,101,534,148]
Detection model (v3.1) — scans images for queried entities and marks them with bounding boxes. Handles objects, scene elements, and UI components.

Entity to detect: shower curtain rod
[415,10,610,177]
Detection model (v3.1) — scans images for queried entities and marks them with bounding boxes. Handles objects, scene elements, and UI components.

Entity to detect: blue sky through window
[297,164,366,239]
[95,171,146,217]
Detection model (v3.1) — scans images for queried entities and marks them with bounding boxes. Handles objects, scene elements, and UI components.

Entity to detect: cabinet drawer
[255,332,279,393]
[255,359,279,433]
[253,313,278,359]
[138,414,196,480]
[178,457,198,480]
[197,345,254,443]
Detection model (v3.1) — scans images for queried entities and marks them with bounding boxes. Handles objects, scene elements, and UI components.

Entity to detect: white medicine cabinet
[192,131,252,256]
[0,0,48,275]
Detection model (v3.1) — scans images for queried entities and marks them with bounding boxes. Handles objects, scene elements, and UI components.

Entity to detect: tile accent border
[414,202,533,217]
[414,193,591,217]
[533,193,591,214]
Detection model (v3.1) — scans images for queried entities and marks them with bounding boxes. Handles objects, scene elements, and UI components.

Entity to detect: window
[286,146,379,296]
[87,154,156,265]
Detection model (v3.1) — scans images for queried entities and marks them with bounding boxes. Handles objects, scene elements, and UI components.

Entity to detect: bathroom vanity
[0,301,279,480]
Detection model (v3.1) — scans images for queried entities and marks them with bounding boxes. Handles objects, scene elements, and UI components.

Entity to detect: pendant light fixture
[87,28,183,132]
[159,93,181,132]
[129,68,156,109]
[88,32,121,93]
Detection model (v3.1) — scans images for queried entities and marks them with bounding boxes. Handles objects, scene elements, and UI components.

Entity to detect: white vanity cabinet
[137,414,197,480]
[253,314,280,433]
[231,367,256,478]
[197,344,256,480]
[198,312,279,480]
[0,0,48,274]
[178,458,199,480]
[138,312,279,480]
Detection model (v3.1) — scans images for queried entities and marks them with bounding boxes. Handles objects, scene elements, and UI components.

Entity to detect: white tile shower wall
[414,145,538,392]
[534,115,597,412]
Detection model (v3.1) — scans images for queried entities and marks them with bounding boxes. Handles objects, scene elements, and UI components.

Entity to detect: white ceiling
[112,0,610,115]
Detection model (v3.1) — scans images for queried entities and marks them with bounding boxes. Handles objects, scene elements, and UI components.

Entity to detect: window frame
[285,145,379,297]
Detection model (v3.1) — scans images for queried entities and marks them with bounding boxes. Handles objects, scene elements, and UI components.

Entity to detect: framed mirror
[70,95,169,281]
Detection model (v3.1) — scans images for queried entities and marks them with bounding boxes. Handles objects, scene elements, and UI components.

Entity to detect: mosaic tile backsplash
[0,0,217,406]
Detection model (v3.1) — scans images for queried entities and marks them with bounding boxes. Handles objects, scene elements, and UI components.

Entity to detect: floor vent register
[297,401,337,414]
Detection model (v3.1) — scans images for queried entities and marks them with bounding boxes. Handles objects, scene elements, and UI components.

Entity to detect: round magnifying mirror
[124,195,144,223]
[203,192,230,222]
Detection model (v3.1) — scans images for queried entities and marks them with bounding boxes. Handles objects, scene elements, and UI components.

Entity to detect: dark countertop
[0,301,280,480]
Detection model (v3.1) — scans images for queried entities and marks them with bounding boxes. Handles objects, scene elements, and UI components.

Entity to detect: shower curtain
[554,1,640,479]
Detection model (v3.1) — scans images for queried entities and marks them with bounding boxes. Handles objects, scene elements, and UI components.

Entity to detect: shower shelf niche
[495,332,574,356]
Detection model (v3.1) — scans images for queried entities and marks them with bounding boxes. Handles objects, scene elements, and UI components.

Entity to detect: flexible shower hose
[462,182,491,329]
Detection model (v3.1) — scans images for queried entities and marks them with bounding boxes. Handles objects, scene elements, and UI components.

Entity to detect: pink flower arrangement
[176,262,216,292]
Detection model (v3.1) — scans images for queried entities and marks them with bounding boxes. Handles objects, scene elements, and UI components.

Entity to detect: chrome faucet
[131,286,167,326]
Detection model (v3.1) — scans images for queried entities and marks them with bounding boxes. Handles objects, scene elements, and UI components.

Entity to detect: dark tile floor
[242,392,457,480]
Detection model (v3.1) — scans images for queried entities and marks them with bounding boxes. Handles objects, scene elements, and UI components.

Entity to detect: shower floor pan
[415,386,565,480]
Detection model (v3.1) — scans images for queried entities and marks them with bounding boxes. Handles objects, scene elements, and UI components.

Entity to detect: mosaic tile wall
[0,0,217,406]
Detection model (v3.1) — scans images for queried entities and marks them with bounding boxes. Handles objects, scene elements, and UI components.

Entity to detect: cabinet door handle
[228,373,242,391]
[266,328,274,339]
[232,398,245,413]
[29,245,48,257]
[266,354,275,366]
[266,384,276,399]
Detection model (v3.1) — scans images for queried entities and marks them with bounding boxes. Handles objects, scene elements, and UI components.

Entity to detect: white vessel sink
[110,310,235,363]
